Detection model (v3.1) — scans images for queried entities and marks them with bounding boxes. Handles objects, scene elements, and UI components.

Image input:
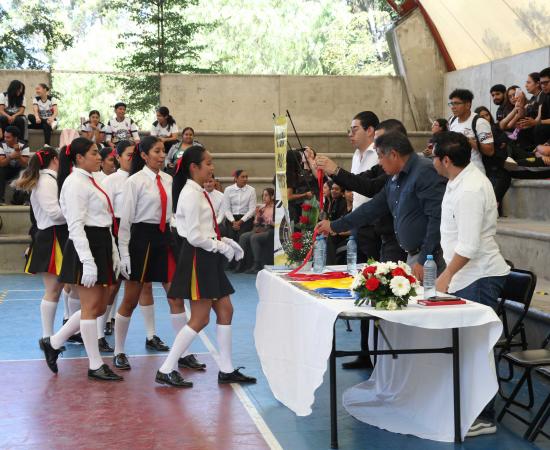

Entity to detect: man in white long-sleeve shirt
[432,131,509,438]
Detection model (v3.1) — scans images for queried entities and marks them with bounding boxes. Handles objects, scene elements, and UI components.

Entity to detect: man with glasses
[534,67,550,145]
[448,89,495,174]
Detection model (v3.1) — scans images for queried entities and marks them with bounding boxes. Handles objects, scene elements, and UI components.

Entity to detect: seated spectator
[204,173,224,225]
[474,107,511,215]
[448,89,495,174]
[0,80,26,140]
[27,83,58,146]
[151,106,179,153]
[165,126,196,174]
[0,126,30,205]
[499,85,525,138]
[516,72,543,150]
[105,102,140,147]
[235,187,275,274]
[222,169,257,269]
[214,176,223,193]
[534,67,550,145]
[322,181,332,218]
[423,118,448,157]
[326,183,351,265]
[79,110,106,143]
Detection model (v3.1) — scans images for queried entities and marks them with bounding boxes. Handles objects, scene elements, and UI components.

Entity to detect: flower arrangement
[351,260,419,310]
[281,198,320,265]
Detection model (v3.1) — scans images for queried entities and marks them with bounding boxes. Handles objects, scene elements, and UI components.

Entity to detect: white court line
[0,352,211,363]
[198,330,283,450]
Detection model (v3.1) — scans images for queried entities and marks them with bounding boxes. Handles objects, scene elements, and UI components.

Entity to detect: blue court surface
[0,273,549,450]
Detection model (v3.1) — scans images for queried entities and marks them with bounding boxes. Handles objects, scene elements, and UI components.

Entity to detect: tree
[113,0,213,114]
[0,1,73,69]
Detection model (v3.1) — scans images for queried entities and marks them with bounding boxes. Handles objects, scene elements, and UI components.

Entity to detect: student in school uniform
[105,102,140,148]
[204,173,225,225]
[156,145,256,387]
[151,106,179,153]
[38,137,123,381]
[0,80,26,139]
[0,126,30,205]
[92,146,118,184]
[14,148,67,338]
[27,84,58,146]
[113,136,201,371]
[79,110,107,144]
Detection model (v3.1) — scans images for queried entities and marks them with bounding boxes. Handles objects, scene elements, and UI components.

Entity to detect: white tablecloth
[254,268,503,442]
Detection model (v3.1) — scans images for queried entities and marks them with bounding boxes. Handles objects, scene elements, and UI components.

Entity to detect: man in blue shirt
[316,131,446,281]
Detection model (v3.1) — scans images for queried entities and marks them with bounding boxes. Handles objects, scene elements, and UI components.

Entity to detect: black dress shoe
[98,337,114,353]
[218,367,256,384]
[113,353,131,370]
[155,370,193,388]
[67,333,83,344]
[178,354,206,370]
[39,337,63,373]
[245,265,262,275]
[146,335,169,352]
[341,357,373,370]
[104,321,113,336]
[88,364,123,381]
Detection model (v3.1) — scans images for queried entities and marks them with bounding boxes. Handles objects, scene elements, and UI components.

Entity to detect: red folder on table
[417,297,467,306]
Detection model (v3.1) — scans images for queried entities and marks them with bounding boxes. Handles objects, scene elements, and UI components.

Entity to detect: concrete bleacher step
[502,179,550,221]
[0,206,30,235]
[0,234,30,273]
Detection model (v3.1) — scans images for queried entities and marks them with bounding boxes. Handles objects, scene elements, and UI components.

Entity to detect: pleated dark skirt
[25,224,68,275]
[128,222,177,283]
[168,237,234,301]
[58,226,115,286]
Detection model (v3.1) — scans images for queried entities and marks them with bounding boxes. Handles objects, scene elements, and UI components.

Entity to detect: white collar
[447,163,475,190]
[73,167,92,177]
[186,179,204,193]
[117,168,129,176]
[40,169,57,178]
[142,165,159,180]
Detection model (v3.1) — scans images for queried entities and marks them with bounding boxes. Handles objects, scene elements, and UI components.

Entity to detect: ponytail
[129,135,161,175]
[58,137,95,193]
[14,148,59,192]
[172,145,206,212]
[157,106,175,127]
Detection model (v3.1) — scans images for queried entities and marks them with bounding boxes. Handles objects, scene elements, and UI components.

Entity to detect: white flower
[390,276,411,297]
[397,261,412,275]
[351,272,365,291]
[385,261,398,271]
[375,262,390,275]
[387,299,398,311]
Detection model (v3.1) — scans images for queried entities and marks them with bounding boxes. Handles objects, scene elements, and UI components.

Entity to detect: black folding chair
[497,332,550,441]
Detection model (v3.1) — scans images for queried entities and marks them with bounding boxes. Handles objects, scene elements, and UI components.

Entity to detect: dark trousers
[486,167,511,216]
[0,115,26,140]
[534,123,550,146]
[355,224,381,263]
[27,115,53,145]
[0,165,22,203]
[238,228,274,269]
[223,215,253,266]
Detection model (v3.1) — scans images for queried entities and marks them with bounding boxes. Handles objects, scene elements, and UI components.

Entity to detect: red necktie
[89,176,118,236]
[203,192,221,240]
[156,174,167,232]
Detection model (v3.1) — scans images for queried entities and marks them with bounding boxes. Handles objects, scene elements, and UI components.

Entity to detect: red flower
[293,241,303,250]
[363,266,376,276]
[365,277,380,291]
[391,268,407,277]
[407,275,417,284]
[299,216,309,224]
[291,232,303,241]
[301,203,312,211]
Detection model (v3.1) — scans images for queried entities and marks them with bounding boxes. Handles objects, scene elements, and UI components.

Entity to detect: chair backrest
[501,269,537,309]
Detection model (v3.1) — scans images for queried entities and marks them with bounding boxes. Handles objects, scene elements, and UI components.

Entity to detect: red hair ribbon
[65,144,71,156]
[175,156,183,174]
[109,149,116,158]
[36,151,44,167]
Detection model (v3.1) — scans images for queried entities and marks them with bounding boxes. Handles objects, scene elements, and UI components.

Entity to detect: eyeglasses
[447,101,464,107]
[541,80,550,86]
[347,126,360,135]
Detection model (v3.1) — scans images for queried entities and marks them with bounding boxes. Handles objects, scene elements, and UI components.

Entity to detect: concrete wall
[444,47,550,117]
[389,9,447,129]
[160,74,415,132]
[0,70,51,100]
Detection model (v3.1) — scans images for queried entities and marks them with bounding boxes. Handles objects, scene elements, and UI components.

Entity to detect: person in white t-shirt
[0,126,30,204]
[28,83,58,146]
[0,80,27,140]
[79,110,107,144]
[448,89,495,174]
[151,106,179,152]
[432,131,509,438]
[105,102,140,147]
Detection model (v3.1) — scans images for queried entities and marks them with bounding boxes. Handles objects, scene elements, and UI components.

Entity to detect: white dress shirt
[92,170,107,183]
[222,183,256,222]
[102,169,129,218]
[176,179,219,252]
[60,168,113,263]
[350,142,378,210]
[118,166,173,257]
[440,163,510,292]
[30,169,65,230]
[208,189,225,225]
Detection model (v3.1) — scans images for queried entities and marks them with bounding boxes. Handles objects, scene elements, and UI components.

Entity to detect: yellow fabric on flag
[299,277,354,290]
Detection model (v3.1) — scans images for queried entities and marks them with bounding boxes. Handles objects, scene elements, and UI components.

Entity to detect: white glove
[222,237,244,261]
[120,254,131,279]
[217,240,235,262]
[81,260,98,288]
[111,236,121,279]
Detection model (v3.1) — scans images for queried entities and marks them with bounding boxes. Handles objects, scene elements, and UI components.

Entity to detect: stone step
[0,234,30,274]
[496,218,550,279]
[503,179,550,221]
[0,206,31,235]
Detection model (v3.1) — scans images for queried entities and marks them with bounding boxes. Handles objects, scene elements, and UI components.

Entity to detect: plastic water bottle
[423,254,437,298]
[346,236,357,274]
[313,235,327,273]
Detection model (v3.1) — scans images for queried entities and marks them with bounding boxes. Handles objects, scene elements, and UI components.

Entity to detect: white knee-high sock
[97,312,107,339]
[40,299,58,338]
[80,319,103,370]
[170,312,190,357]
[217,324,234,373]
[68,295,80,316]
[50,310,81,349]
[108,296,118,321]
[62,290,70,320]
[114,313,131,355]
[159,325,197,374]
[140,304,156,339]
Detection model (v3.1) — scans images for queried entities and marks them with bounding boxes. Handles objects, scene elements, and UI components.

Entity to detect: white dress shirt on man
[350,142,378,210]
[222,183,256,222]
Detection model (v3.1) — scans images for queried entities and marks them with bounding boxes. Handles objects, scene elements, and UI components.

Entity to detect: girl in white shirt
[79,110,106,144]
[38,137,122,382]
[151,106,179,152]
[157,145,256,387]
[14,148,67,338]
[113,136,187,371]
[27,83,58,146]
